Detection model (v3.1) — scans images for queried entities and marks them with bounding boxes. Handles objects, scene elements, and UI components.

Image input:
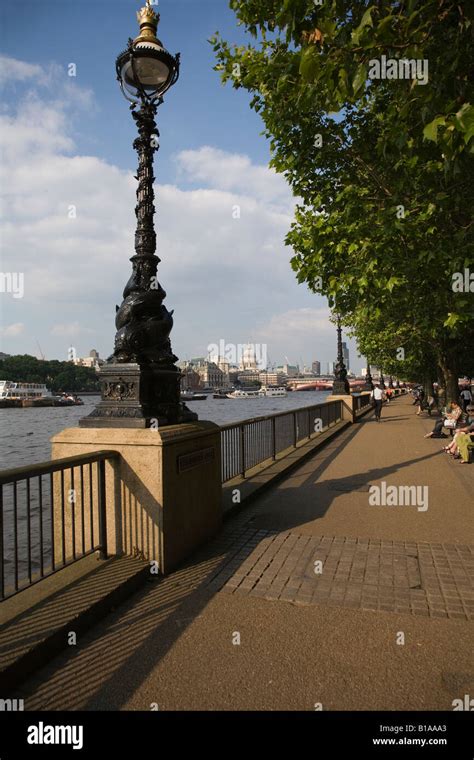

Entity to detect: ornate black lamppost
[364,359,374,391]
[379,368,385,388]
[81,1,196,428]
[332,315,350,395]
[389,375,394,389]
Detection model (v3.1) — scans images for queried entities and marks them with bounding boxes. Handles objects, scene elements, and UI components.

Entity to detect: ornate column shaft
[133,103,158,260]
[80,103,196,427]
[332,315,350,395]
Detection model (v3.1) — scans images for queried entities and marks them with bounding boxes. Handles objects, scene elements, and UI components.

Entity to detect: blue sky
[1,0,267,178]
[0,0,362,372]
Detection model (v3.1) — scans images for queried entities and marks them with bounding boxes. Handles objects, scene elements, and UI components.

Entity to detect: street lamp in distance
[332,315,350,395]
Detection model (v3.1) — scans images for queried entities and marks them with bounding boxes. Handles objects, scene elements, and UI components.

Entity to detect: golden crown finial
[135,0,160,45]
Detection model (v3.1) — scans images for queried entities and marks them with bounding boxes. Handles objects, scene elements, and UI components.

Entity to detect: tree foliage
[0,355,99,392]
[212,0,474,398]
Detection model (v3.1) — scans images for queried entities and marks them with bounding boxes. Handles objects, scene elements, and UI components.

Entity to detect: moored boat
[213,388,235,399]
[0,380,52,401]
[260,385,287,397]
[56,394,84,406]
[226,389,261,399]
[0,382,85,407]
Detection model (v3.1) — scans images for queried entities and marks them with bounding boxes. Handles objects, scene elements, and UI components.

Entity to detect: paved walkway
[17,397,473,710]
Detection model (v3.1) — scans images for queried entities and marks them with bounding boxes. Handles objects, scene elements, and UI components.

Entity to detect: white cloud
[0,101,75,162]
[0,57,348,366]
[176,146,292,210]
[0,56,45,87]
[0,56,94,107]
[0,322,25,336]
[256,307,334,342]
[0,70,296,311]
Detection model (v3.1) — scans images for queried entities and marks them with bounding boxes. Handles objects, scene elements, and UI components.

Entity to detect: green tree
[0,355,99,392]
[212,0,474,399]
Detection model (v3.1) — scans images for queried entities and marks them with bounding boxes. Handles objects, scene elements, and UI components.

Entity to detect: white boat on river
[226,389,261,399]
[0,381,52,400]
[260,385,287,397]
[226,386,287,399]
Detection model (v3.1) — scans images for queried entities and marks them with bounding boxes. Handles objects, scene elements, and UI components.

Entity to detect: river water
[0,391,330,470]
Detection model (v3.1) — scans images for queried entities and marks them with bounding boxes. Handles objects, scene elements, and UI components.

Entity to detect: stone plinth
[328,392,372,423]
[79,363,197,428]
[51,422,222,574]
[328,395,356,423]
[332,380,350,395]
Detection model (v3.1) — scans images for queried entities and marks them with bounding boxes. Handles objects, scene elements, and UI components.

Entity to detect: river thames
[0,391,330,470]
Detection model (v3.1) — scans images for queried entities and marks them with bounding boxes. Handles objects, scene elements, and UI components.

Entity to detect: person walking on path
[459,386,472,413]
[371,383,385,422]
[416,386,425,415]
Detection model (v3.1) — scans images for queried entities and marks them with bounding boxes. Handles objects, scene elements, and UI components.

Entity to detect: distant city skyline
[0,341,365,376]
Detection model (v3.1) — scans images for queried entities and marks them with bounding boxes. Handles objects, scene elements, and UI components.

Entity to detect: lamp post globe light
[81,1,196,428]
[332,315,350,395]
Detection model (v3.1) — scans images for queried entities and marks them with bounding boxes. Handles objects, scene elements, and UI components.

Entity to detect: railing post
[293,412,298,448]
[240,425,246,478]
[98,459,108,559]
[272,416,276,460]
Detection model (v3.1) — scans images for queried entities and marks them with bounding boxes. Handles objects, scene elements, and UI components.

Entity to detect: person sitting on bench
[424,401,463,438]
[443,406,474,462]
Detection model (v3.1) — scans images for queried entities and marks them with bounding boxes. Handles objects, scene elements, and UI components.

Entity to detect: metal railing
[220,400,343,482]
[0,450,118,601]
[353,392,372,414]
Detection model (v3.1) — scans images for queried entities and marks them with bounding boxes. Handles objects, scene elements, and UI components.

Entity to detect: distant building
[70,349,104,369]
[180,367,202,391]
[181,358,225,388]
[280,364,299,377]
[239,344,258,371]
[258,371,287,386]
[237,370,260,384]
[327,361,335,375]
[200,362,225,387]
[228,368,240,385]
[216,358,230,386]
[0,352,11,360]
[311,360,321,376]
[342,342,350,371]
